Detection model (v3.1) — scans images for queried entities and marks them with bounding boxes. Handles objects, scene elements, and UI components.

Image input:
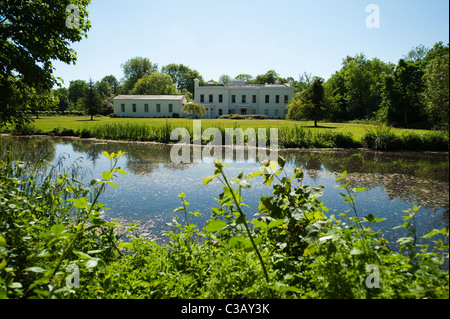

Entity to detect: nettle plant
[202,157,330,293]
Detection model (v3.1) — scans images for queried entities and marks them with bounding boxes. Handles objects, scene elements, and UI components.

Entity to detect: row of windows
[200,94,290,104]
[204,108,289,117]
[120,103,173,113]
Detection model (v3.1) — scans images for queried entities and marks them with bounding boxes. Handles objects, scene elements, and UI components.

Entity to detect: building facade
[113,95,187,118]
[194,79,295,119]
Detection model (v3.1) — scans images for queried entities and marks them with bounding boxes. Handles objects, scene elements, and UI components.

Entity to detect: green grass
[30,116,432,141]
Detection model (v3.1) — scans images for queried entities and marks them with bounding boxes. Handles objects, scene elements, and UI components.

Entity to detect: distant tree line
[288,42,449,130]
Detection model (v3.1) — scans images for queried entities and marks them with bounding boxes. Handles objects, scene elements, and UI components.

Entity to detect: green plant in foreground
[0,150,135,298]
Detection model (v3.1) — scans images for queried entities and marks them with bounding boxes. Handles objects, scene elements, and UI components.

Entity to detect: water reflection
[1,136,448,245]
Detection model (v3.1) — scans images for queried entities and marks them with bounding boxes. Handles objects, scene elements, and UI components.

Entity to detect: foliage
[130,73,178,95]
[362,125,449,152]
[0,149,134,298]
[0,150,448,299]
[287,77,326,127]
[121,57,158,94]
[0,0,91,125]
[182,102,206,118]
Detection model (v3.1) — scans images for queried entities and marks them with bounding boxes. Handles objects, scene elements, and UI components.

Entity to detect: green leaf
[267,282,302,293]
[50,224,65,236]
[26,267,46,273]
[102,171,114,181]
[364,214,386,223]
[350,248,363,255]
[228,236,252,250]
[252,219,268,230]
[245,172,261,179]
[103,151,111,160]
[203,173,219,185]
[0,235,6,247]
[85,259,98,269]
[68,197,88,209]
[422,229,444,239]
[353,187,367,193]
[204,219,227,232]
[106,181,118,189]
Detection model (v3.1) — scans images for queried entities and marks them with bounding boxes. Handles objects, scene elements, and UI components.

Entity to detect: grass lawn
[31,116,432,141]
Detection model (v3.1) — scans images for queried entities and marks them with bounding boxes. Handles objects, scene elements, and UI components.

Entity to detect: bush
[362,126,449,151]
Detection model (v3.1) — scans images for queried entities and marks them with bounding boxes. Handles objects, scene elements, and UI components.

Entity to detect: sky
[52,0,449,87]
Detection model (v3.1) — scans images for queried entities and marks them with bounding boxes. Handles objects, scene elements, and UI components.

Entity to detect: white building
[194,79,295,119]
[113,95,187,118]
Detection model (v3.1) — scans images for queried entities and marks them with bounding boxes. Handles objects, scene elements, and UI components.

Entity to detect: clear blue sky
[52,0,449,87]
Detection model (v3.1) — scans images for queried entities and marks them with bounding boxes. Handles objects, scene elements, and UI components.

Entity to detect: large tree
[0,0,91,125]
[84,78,102,120]
[287,77,326,127]
[381,59,426,126]
[423,43,449,130]
[130,73,178,95]
[121,57,158,93]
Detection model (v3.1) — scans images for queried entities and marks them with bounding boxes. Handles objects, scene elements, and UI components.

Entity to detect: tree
[234,74,253,83]
[121,57,158,93]
[161,64,190,90]
[287,77,325,127]
[423,43,449,130]
[84,78,102,120]
[0,0,91,125]
[178,69,204,95]
[101,75,121,95]
[381,59,426,126]
[218,75,232,84]
[53,87,70,114]
[68,79,89,110]
[130,73,178,95]
[253,70,286,84]
[325,53,393,121]
[182,102,206,118]
[29,90,58,119]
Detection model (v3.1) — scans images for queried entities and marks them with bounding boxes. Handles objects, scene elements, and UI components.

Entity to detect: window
[284,95,289,103]
[219,109,223,116]
[232,95,236,103]
[157,104,161,113]
[265,95,270,103]
[132,104,136,112]
[200,94,205,103]
[144,104,149,112]
[252,95,257,103]
[265,109,269,116]
[121,104,125,112]
[219,94,223,103]
[275,109,279,116]
[252,109,256,114]
[242,95,246,103]
[276,95,280,103]
[209,94,213,103]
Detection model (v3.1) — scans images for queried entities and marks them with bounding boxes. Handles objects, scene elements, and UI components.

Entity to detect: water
[1,136,448,247]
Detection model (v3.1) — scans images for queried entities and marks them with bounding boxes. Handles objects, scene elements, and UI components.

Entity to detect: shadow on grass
[302,125,338,129]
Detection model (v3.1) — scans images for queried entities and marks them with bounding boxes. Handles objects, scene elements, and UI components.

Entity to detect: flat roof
[114,95,187,101]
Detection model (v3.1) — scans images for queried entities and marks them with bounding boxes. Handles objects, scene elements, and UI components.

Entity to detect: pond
[1,135,449,248]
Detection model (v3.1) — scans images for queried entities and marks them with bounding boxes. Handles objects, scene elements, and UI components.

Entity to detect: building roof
[114,95,187,101]
[198,83,293,89]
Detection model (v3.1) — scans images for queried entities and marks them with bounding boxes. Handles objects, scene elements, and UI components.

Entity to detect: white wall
[194,85,294,119]
[113,99,185,118]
